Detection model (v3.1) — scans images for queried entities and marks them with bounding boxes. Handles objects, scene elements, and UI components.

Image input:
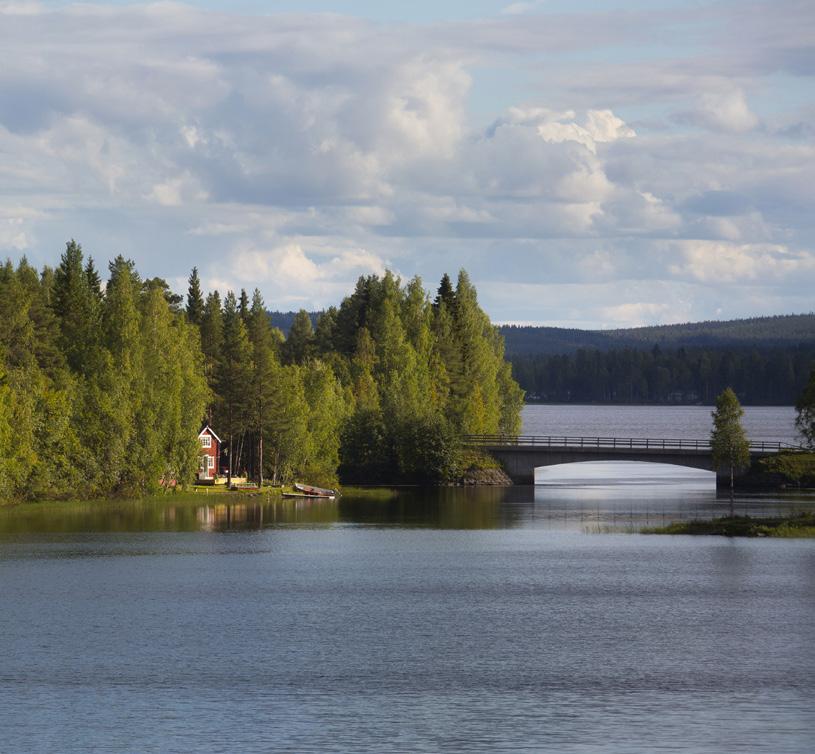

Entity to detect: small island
[643,513,815,538]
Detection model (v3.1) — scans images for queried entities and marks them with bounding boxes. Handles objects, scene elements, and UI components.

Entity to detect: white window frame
[200,434,212,448]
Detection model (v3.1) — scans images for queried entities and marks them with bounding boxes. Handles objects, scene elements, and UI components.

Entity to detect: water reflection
[0,470,812,537]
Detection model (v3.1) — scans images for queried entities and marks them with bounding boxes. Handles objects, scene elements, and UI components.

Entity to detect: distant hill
[268,311,321,334]
[500,314,815,356]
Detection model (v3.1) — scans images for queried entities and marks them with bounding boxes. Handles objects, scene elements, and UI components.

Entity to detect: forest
[0,242,524,500]
[511,345,815,405]
[500,313,815,356]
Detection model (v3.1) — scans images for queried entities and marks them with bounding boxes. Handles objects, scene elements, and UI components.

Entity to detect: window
[207,456,215,470]
[200,434,211,448]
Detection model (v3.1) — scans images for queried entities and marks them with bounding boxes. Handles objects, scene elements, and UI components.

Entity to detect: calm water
[522,403,799,444]
[1,406,813,754]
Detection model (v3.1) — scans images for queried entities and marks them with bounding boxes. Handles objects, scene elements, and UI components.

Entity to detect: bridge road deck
[462,435,801,486]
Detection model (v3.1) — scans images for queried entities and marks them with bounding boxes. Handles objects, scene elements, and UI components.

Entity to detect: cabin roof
[198,425,222,444]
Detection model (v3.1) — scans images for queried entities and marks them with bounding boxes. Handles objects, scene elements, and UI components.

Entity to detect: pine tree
[711,387,750,512]
[216,291,253,483]
[85,257,103,306]
[247,289,278,485]
[238,288,250,324]
[200,290,224,406]
[315,307,338,354]
[186,267,204,325]
[15,260,65,378]
[283,310,316,365]
[94,255,144,492]
[434,273,455,311]
[52,240,99,375]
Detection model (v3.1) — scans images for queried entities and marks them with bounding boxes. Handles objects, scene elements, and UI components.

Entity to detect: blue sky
[1,0,813,326]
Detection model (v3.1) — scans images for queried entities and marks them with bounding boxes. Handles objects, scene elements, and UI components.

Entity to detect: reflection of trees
[197,499,340,530]
[338,487,531,529]
[0,496,341,534]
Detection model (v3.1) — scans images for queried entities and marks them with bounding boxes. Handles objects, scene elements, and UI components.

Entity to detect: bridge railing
[461,434,802,453]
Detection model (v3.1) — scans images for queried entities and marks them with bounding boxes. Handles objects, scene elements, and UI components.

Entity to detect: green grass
[643,513,815,538]
[340,486,399,500]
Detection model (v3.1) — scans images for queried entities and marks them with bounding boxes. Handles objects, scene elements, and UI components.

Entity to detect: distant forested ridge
[513,345,815,405]
[0,247,523,500]
[502,314,815,405]
[500,314,815,356]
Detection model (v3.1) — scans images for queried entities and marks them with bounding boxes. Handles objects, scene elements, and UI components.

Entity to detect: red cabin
[197,425,222,482]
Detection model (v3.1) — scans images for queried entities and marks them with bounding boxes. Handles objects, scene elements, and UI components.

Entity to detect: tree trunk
[227,431,233,486]
[729,463,735,517]
[258,432,264,487]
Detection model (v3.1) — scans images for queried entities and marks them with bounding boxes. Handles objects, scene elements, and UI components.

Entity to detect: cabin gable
[197,425,222,481]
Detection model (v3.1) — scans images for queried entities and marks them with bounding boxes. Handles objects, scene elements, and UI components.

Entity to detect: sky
[1,1,813,327]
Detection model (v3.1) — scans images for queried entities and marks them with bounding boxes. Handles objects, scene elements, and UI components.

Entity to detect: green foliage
[186,267,205,325]
[53,240,100,375]
[0,249,520,499]
[338,408,392,484]
[282,309,316,365]
[760,452,815,486]
[394,415,458,483]
[215,291,253,480]
[0,248,210,501]
[710,388,750,504]
[795,367,815,448]
[329,269,523,483]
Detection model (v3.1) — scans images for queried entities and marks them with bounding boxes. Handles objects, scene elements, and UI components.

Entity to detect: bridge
[462,434,801,486]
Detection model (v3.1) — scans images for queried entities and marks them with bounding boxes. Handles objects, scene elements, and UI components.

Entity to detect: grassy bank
[643,513,815,538]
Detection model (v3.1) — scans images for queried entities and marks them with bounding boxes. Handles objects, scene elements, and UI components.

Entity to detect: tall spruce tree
[283,310,316,365]
[216,291,252,483]
[52,240,99,374]
[186,267,204,325]
[200,290,224,409]
[247,289,278,485]
[238,289,250,324]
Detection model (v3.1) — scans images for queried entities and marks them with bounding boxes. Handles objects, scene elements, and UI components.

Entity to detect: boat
[294,482,337,497]
[282,491,336,500]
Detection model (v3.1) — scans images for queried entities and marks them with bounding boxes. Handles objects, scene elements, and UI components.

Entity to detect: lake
[1,405,813,754]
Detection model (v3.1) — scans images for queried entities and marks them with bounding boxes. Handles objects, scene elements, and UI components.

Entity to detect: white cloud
[501,1,547,16]
[0,215,30,251]
[491,107,635,155]
[668,241,815,282]
[212,241,388,307]
[600,301,691,328]
[148,173,208,207]
[0,2,811,325]
[0,2,42,15]
[680,87,759,133]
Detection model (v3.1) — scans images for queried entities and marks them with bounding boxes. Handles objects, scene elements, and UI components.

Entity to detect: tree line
[0,243,523,500]
[500,313,815,356]
[511,345,815,405]
[191,267,523,485]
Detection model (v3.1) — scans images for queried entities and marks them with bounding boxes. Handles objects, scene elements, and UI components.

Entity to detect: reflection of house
[198,425,222,481]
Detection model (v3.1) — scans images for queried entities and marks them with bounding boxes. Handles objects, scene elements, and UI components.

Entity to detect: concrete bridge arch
[464,435,796,488]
